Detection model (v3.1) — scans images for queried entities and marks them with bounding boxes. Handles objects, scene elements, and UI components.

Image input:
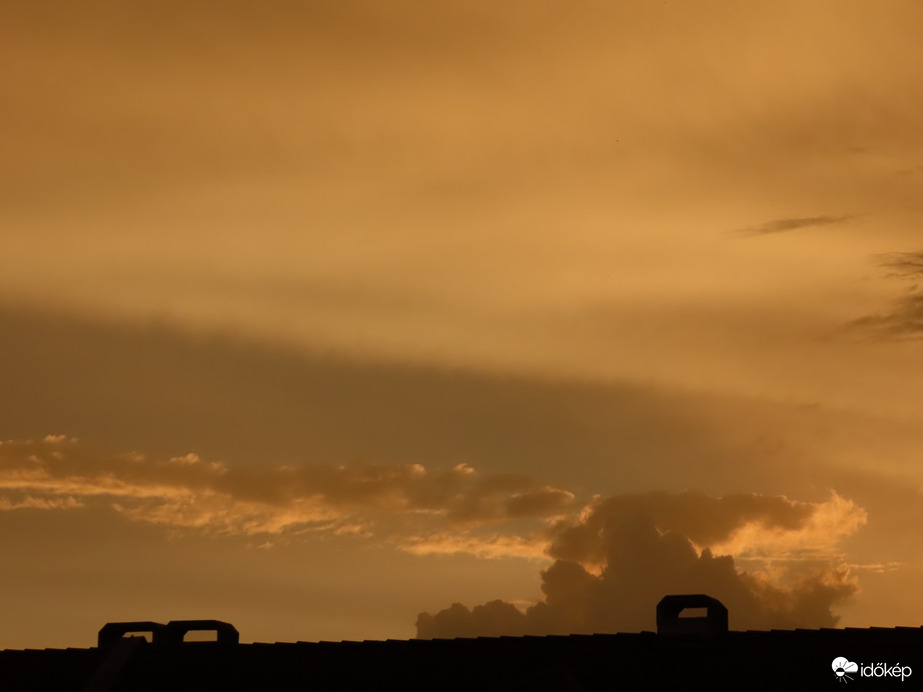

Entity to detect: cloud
[0,436,576,550]
[400,532,549,560]
[850,251,923,338]
[877,251,923,278]
[0,495,83,511]
[708,491,866,564]
[851,294,923,338]
[0,304,738,498]
[417,492,865,636]
[547,492,820,565]
[735,215,851,236]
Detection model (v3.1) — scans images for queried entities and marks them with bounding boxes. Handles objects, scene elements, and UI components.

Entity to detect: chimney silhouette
[656,594,728,635]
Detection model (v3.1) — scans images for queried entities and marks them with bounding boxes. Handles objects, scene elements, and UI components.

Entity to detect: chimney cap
[656,594,728,636]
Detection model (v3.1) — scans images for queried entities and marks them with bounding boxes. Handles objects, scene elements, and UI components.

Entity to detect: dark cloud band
[736,215,851,236]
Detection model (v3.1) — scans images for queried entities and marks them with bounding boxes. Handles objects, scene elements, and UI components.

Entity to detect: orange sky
[1,0,922,648]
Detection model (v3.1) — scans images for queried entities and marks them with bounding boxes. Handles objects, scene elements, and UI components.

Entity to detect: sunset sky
[2,0,923,649]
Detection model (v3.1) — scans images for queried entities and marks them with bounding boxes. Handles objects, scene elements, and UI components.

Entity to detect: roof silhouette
[1,596,919,691]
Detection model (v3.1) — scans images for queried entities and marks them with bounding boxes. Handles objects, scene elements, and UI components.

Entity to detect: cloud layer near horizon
[417,492,865,636]
[0,436,577,554]
[0,435,865,633]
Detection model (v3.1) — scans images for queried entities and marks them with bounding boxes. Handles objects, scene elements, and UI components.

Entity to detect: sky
[1,0,922,649]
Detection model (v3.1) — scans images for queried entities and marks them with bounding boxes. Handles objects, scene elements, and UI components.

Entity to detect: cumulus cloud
[0,436,576,550]
[547,492,818,565]
[735,215,851,236]
[417,492,865,636]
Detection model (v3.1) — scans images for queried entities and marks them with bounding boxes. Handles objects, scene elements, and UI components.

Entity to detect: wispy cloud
[0,436,576,550]
[850,295,923,339]
[735,215,851,236]
[877,251,923,278]
[850,251,923,338]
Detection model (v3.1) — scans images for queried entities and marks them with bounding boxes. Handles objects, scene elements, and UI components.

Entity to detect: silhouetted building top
[656,593,728,635]
[1,596,920,691]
